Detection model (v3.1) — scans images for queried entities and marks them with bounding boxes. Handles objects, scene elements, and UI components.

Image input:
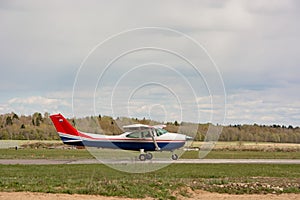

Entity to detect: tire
[171,154,178,160]
[139,154,146,161]
[146,153,153,160]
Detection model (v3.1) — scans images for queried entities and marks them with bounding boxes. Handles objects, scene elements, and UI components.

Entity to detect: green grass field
[1,148,300,159]
[182,150,300,159]
[0,149,93,159]
[191,141,300,148]
[0,164,299,199]
[1,141,299,199]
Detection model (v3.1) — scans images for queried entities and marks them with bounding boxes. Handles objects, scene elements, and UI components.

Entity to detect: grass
[0,164,299,199]
[0,140,62,148]
[192,141,300,148]
[181,150,300,159]
[1,141,299,198]
[1,148,300,159]
[1,140,299,160]
[0,149,93,159]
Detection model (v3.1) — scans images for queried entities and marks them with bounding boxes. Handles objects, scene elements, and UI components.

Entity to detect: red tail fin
[50,114,79,136]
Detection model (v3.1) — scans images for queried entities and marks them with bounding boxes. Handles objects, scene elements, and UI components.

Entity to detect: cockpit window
[155,128,167,136]
[126,132,141,138]
[126,129,166,138]
[126,131,152,138]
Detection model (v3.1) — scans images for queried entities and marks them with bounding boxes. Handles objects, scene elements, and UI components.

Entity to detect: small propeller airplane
[50,113,193,161]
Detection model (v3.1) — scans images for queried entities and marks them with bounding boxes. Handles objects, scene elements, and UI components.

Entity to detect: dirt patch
[194,177,300,194]
[186,190,300,200]
[1,191,300,200]
[0,192,151,200]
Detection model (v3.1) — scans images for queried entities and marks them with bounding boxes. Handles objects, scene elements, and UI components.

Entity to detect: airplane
[50,113,193,161]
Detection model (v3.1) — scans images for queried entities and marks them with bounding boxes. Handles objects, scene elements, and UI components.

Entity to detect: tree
[12,113,19,120]
[5,116,13,126]
[0,129,10,139]
[35,112,43,126]
[44,112,49,119]
[288,125,293,129]
[36,119,41,126]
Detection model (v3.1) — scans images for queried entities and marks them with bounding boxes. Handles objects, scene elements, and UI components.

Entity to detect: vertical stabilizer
[50,114,79,136]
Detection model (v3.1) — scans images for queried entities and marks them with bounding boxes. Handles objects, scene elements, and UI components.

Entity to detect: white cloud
[3,96,72,116]
[226,88,300,126]
[0,1,299,126]
[244,0,296,14]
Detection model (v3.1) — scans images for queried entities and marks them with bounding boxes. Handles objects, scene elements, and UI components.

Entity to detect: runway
[1,159,300,165]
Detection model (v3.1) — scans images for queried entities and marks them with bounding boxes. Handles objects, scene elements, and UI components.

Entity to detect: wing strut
[150,129,161,151]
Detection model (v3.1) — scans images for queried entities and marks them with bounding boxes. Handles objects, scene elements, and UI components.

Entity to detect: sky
[0,0,299,126]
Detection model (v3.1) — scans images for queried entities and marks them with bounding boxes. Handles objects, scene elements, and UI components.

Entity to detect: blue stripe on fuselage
[59,136,184,151]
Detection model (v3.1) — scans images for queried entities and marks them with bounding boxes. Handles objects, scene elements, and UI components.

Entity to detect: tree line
[0,112,299,143]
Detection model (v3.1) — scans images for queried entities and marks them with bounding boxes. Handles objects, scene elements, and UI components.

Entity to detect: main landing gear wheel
[171,154,178,160]
[139,153,153,161]
[139,154,147,161]
[146,152,153,160]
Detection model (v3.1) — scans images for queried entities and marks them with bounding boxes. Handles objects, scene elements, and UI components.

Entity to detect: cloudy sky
[0,0,299,126]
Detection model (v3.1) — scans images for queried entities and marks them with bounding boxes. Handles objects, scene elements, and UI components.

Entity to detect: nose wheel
[171,153,178,160]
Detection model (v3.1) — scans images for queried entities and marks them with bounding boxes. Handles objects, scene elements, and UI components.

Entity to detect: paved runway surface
[1,159,300,165]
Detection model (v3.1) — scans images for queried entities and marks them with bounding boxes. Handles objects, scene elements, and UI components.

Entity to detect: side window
[126,132,141,138]
[142,131,152,138]
[126,130,154,138]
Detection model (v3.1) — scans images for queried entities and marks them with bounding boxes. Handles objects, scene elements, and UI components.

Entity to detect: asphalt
[1,159,300,165]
